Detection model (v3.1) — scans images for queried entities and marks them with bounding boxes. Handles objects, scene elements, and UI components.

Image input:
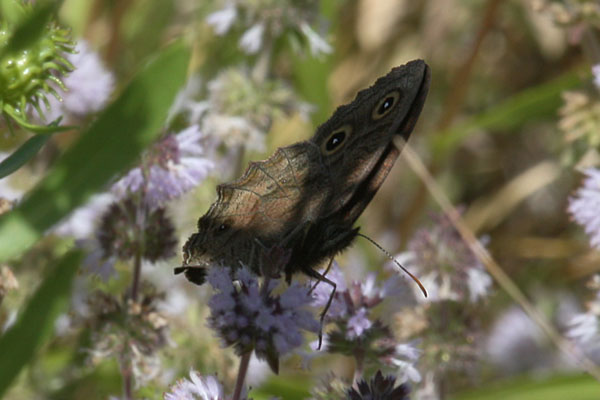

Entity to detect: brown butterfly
[176,60,430,296]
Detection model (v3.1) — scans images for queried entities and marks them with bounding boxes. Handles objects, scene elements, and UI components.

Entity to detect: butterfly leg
[306,259,336,350]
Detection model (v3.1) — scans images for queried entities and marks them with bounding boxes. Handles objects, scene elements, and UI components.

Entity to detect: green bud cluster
[0,2,75,127]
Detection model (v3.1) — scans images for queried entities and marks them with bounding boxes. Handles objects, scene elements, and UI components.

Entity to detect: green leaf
[0,134,52,178]
[431,68,584,159]
[0,42,190,262]
[0,250,82,397]
[250,374,311,400]
[454,373,600,400]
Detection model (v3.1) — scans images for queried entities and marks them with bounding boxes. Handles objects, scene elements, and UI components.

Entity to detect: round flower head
[201,67,310,153]
[86,286,168,388]
[113,125,215,208]
[310,262,421,381]
[568,168,600,250]
[312,262,409,337]
[401,212,492,303]
[96,198,177,263]
[206,266,319,373]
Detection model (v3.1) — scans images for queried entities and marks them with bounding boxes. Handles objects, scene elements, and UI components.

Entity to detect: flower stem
[131,249,142,301]
[121,351,133,400]
[130,201,146,302]
[232,352,252,400]
[352,351,365,387]
[124,202,145,396]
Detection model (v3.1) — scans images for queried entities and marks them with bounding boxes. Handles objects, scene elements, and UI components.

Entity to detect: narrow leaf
[0,250,81,397]
[0,42,190,262]
[0,135,52,179]
[431,69,583,159]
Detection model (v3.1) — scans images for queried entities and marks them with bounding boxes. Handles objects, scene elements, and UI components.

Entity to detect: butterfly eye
[216,223,229,234]
[372,91,401,120]
[321,124,352,155]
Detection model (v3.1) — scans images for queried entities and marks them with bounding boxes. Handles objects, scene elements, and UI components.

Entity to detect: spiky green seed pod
[0,3,75,128]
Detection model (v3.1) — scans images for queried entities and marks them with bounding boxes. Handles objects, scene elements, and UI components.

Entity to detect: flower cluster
[86,286,169,387]
[96,197,177,262]
[113,125,215,209]
[198,67,310,154]
[384,212,495,395]
[568,168,600,250]
[568,276,600,350]
[401,212,492,303]
[533,0,600,28]
[206,0,331,56]
[312,262,421,383]
[207,266,319,373]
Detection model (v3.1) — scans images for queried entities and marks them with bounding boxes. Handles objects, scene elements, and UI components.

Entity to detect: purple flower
[113,125,214,208]
[164,371,226,400]
[312,262,408,335]
[567,281,600,350]
[311,262,348,319]
[390,343,422,383]
[54,193,115,239]
[78,238,118,281]
[401,212,492,303]
[36,40,114,122]
[206,266,318,372]
[485,305,561,374]
[568,312,598,345]
[346,308,372,339]
[568,168,600,250]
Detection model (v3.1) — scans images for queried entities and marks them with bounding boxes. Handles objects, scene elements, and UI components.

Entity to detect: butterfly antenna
[357,233,427,298]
